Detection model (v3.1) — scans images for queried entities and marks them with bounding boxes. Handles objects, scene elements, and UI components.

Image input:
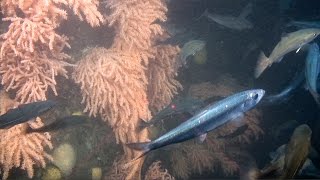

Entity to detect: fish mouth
[250,89,265,103]
[256,89,265,101]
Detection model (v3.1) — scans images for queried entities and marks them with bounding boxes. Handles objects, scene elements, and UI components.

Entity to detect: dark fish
[127,89,265,160]
[26,115,88,133]
[200,3,253,31]
[0,100,56,129]
[261,68,305,106]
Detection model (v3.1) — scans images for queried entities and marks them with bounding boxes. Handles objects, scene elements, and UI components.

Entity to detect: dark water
[167,0,320,179]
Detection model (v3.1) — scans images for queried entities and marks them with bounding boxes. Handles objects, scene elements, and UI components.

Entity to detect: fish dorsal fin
[238,3,253,19]
[280,32,290,40]
[197,133,207,143]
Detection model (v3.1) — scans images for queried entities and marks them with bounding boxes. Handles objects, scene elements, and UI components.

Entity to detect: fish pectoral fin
[275,56,284,63]
[197,133,207,143]
[296,46,302,53]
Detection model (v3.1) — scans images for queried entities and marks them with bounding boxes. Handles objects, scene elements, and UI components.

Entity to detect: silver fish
[305,43,320,105]
[201,3,253,31]
[255,28,320,78]
[127,89,265,160]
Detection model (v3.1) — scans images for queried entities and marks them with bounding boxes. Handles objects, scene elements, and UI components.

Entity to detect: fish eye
[253,94,259,100]
[313,33,317,37]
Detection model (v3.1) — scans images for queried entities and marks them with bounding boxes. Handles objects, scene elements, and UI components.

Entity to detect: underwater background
[0,0,320,179]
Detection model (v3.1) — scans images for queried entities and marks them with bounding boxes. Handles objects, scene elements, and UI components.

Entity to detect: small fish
[127,89,265,161]
[305,43,320,105]
[261,68,305,106]
[26,115,88,133]
[0,100,56,129]
[254,28,320,78]
[200,3,253,31]
[180,40,206,66]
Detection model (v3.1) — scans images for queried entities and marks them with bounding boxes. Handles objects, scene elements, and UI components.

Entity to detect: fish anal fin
[197,133,207,143]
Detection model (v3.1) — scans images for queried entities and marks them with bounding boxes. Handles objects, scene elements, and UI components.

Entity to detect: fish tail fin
[125,142,153,164]
[254,51,270,78]
[195,8,209,21]
[313,94,320,108]
[240,168,261,180]
[239,158,262,180]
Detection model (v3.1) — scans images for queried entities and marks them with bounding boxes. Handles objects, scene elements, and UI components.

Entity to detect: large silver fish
[254,28,320,78]
[305,43,320,105]
[127,89,265,160]
[201,3,253,31]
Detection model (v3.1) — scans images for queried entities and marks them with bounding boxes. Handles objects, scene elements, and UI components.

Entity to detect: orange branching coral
[144,161,175,180]
[169,140,239,179]
[72,47,151,143]
[0,0,68,25]
[107,157,131,180]
[0,0,104,103]
[0,17,70,103]
[147,44,182,111]
[67,0,104,27]
[0,91,53,179]
[74,0,181,179]
[188,74,246,100]
[170,149,191,179]
[0,17,69,57]
[106,0,167,52]
[1,0,104,26]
